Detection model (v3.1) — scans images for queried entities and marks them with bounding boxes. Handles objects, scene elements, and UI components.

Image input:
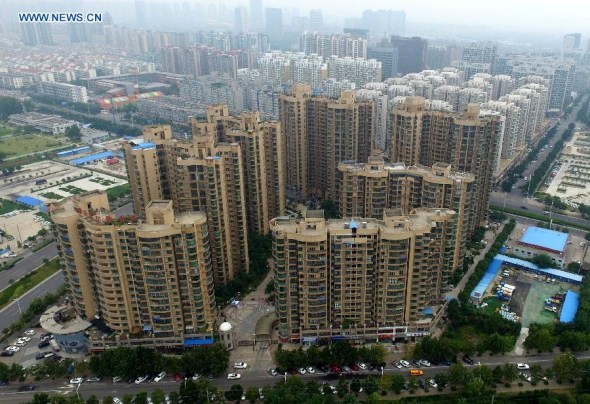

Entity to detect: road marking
[0,271,63,315]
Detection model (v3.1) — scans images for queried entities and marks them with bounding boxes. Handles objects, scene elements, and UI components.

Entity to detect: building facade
[49,192,217,339]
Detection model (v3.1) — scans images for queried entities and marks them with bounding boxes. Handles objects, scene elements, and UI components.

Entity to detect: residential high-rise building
[270,208,457,342]
[124,119,251,286]
[390,97,503,230]
[266,8,283,39]
[280,87,374,200]
[367,44,398,79]
[453,42,497,80]
[49,192,217,339]
[300,32,368,59]
[326,56,382,87]
[21,23,53,45]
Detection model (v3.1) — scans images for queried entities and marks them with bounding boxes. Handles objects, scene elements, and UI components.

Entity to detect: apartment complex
[390,97,503,230]
[337,158,475,281]
[280,85,374,200]
[49,192,217,340]
[125,108,284,285]
[38,81,89,103]
[270,208,457,342]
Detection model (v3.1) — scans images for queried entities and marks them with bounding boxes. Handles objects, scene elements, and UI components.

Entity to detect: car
[411,360,422,368]
[516,363,530,370]
[520,372,532,382]
[24,329,35,336]
[112,376,122,383]
[40,333,53,341]
[6,346,20,352]
[35,353,47,360]
[392,361,402,369]
[429,379,438,388]
[227,373,241,380]
[135,375,149,384]
[87,376,101,383]
[0,380,8,386]
[0,351,14,357]
[357,363,367,370]
[349,364,359,372]
[191,374,201,381]
[173,373,182,382]
[259,388,265,400]
[341,365,351,373]
[37,341,50,349]
[462,356,474,365]
[298,368,306,375]
[268,368,278,376]
[399,360,410,368]
[420,360,431,367]
[14,340,26,347]
[234,362,248,369]
[18,385,36,392]
[330,364,342,373]
[306,366,316,374]
[19,337,31,343]
[153,372,166,382]
[69,378,83,384]
[113,399,122,404]
[367,364,376,371]
[317,365,329,373]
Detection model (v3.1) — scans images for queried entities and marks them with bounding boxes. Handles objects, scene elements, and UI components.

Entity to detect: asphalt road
[1,352,590,403]
[0,203,132,328]
[491,97,589,226]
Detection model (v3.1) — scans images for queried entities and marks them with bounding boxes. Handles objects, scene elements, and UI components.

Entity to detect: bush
[518,382,523,387]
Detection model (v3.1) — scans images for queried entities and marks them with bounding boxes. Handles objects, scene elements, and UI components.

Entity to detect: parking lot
[1,327,58,370]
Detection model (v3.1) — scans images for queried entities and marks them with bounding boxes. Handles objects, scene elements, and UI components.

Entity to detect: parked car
[234,362,248,369]
[112,376,122,383]
[0,351,14,357]
[18,385,36,392]
[357,363,367,370]
[399,360,410,368]
[516,363,529,370]
[341,365,351,373]
[153,372,166,382]
[134,375,149,384]
[69,378,83,384]
[298,368,307,375]
[429,379,438,388]
[24,329,36,336]
[6,346,20,352]
[392,361,402,369]
[462,356,474,366]
[259,388,265,400]
[411,360,422,368]
[268,368,278,376]
[306,366,316,374]
[87,376,101,383]
[37,341,50,349]
[227,373,241,380]
[420,360,431,367]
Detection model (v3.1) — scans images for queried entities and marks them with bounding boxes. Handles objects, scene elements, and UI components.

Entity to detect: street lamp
[284,371,287,385]
[253,334,256,351]
[13,298,22,316]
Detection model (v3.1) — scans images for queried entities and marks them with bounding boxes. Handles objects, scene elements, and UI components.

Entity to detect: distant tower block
[218,322,234,350]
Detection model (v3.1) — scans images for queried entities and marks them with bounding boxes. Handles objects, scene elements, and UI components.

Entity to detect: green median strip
[490,204,590,232]
[0,258,60,309]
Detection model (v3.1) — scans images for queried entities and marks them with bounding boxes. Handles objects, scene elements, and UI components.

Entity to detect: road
[0,203,132,328]
[1,351,589,403]
[491,96,589,225]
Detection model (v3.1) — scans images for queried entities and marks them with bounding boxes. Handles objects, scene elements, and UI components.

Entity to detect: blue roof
[16,195,44,207]
[519,226,568,253]
[0,248,10,255]
[56,146,91,157]
[470,258,503,301]
[131,142,156,150]
[423,307,433,316]
[495,254,583,284]
[560,290,580,323]
[71,151,113,165]
[184,337,214,346]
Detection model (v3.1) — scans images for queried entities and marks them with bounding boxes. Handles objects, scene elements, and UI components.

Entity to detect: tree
[8,363,25,381]
[464,377,485,397]
[484,333,514,354]
[225,384,244,401]
[524,323,558,352]
[559,330,588,352]
[86,396,100,404]
[337,376,349,397]
[391,374,405,393]
[553,352,578,382]
[245,386,259,403]
[531,253,555,268]
[151,389,166,404]
[102,397,114,404]
[65,125,82,141]
[492,366,504,384]
[362,376,379,395]
[0,96,23,119]
[133,392,149,404]
[502,363,518,384]
[320,199,339,219]
[434,372,449,389]
[448,362,468,387]
[31,393,51,404]
[168,392,179,404]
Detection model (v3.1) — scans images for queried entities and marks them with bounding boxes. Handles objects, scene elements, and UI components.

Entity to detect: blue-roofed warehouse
[560,290,580,323]
[470,258,504,302]
[513,226,569,268]
[71,151,114,166]
[15,195,47,212]
[495,254,583,284]
[56,146,91,158]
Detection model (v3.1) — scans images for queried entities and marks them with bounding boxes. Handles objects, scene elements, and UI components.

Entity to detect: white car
[233,362,248,369]
[135,375,149,384]
[20,337,31,342]
[399,360,411,368]
[358,363,367,370]
[520,372,532,382]
[306,366,316,374]
[227,373,241,380]
[69,378,83,384]
[24,329,36,336]
[420,360,431,367]
[153,371,166,382]
[191,374,201,381]
[6,346,20,352]
[393,361,403,369]
[429,379,438,388]
[516,363,529,370]
[298,368,306,375]
[113,399,122,404]
[14,340,26,347]
[259,388,265,400]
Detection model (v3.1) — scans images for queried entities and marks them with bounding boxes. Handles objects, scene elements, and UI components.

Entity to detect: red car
[349,364,360,371]
[173,373,182,382]
[329,364,341,373]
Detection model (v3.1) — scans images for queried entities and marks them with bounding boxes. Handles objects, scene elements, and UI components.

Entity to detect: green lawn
[106,183,130,201]
[0,124,14,137]
[0,198,29,215]
[40,192,63,200]
[90,177,117,186]
[0,135,65,157]
[59,185,85,195]
[480,296,504,315]
[0,259,61,309]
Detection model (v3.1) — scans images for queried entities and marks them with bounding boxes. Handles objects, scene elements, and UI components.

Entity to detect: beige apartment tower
[270,208,457,342]
[49,192,216,337]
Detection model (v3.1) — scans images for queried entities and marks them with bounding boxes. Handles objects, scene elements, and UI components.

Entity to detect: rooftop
[519,226,568,253]
[40,305,92,335]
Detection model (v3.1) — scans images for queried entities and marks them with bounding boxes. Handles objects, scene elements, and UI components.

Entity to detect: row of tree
[88,344,230,379]
[274,341,388,370]
[0,96,23,120]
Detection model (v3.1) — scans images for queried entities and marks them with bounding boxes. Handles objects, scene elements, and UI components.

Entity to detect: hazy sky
[229,0,590,34]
